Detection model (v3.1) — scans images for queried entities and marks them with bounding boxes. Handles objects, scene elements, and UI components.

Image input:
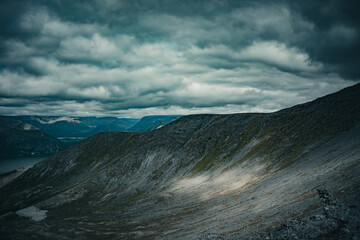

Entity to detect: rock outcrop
[253,189,359,240]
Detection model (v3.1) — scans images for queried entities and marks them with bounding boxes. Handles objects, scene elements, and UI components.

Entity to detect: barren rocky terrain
[0,83,359,239]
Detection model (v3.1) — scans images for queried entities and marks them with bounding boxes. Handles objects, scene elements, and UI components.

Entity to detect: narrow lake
[0,157,47,174]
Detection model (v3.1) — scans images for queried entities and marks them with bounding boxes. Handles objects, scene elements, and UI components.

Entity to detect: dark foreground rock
[198,189,360,240]
[252,189,359,240]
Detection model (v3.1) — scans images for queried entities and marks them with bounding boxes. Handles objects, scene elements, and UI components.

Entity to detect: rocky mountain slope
[0,117,64,159]
[0,84,359,239]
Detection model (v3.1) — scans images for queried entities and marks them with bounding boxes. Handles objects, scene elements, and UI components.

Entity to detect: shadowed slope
[0,117,64,159]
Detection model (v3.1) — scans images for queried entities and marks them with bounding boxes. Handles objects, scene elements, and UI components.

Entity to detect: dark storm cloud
[286,0,360,79]
[0,0,359,117]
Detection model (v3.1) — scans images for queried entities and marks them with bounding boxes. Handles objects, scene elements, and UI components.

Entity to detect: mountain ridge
[128,115,182,132]
[0,83,359,239]
[8,115,181,138]
[9,116,139,138]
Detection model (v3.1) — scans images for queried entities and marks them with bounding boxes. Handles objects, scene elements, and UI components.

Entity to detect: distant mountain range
[9,116,138,138]
[0,84,359,239]
[9,115,181,138]
[0,115,181,159]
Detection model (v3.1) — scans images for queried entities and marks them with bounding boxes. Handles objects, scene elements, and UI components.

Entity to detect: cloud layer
[0,0,359,117]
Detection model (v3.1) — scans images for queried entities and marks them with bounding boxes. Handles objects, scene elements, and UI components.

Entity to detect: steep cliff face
[0,84,359,239]
[0,118,64,159]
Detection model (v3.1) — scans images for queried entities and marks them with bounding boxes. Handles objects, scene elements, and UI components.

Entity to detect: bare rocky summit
[0,83,359,239]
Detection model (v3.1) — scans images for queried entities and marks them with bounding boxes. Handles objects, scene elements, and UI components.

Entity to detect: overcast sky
[0,0,359,117]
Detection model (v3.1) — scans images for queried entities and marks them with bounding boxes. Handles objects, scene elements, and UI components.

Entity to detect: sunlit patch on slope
[169,164,266,201]
[170,174,210,192]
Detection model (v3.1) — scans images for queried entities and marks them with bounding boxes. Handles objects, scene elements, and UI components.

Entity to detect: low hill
[0,117,64,159]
